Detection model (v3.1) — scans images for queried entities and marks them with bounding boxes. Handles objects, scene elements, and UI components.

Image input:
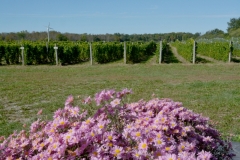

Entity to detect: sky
[1,0,240,35]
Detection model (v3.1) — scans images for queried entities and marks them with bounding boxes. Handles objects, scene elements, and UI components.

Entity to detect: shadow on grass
[195,56,212,64]
[232,58,240,63]
[162,44,180,63]
[140,54,156,64]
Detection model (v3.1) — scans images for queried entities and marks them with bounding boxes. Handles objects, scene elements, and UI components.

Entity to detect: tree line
[1,17,240,42]
[0,31,200,42]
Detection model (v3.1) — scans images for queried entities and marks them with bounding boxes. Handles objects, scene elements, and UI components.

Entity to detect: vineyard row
[1,40,240,65]
[171,39,240,63]
[0,41,162,65]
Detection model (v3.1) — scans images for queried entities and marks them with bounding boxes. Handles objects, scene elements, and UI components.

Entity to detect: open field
[1,62,240,141]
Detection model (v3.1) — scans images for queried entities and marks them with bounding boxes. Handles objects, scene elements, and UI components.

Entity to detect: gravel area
[232,141,240,160]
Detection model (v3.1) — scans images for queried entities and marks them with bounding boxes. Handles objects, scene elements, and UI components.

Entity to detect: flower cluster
[0,89,235,159]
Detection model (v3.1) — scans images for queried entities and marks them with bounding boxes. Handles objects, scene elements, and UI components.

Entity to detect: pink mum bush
[0,89,234,160]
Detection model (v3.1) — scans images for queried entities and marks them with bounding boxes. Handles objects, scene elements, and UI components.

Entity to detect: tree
[5,32,18,41]
[229,28,240,37]
[57,33,68,41]
[80,34,87,42]
[114,33,123,42]
[17,30,27,40]
[199,29,225,39]
[93,35,101,42]
[227,17,240,32]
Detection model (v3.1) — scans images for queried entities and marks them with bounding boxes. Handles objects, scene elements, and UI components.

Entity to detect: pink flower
[154,138,165,148]
[178,142,187,152]
[65,95,74,106]
[83,96,92,104]
[6,156,13,160]
[112,146,123,159]
[37,109,43,115]
[0,136,5,142]
[68,136,79,145]
[185,142,196,152]
[69,106,80,117]
[84,117,94,125]
[164,145,176,153]
[197,150,212,160]
[203,136,213,143]
[178,151,196,160]
[110,98,121,107]
[154,149,163,158]
[116,88,132,98]
[138,139,148,150]
[95,89,115,106]
[58,118,68,126]
[132,131,142,140]
[164,153,177,160]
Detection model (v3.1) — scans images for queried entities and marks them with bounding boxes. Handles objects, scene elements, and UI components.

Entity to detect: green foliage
[0,32,201,42]
[57,34,68,41]
[17,31,27,40]
[155,40,179,63]
[1,39,239,65]
[227,17,240,32]
[0,41,155,65]
[4,43,20,65]
[93,42,123,63]
[24,41,51,65]
[126,41,156,63]
[198,41,230,61]
[51,42,90,64]
[199,28,226,39]
[0,43,5,64]
[0,41,91,65]
[57,43,79,64]
[233,41,240,57]
[171,39,194,62]
[229,28,240,37]
[77,42,90,61]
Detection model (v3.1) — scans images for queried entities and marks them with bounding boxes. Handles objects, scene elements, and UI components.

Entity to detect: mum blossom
[154,138,166,148]
[164,153,177,160]
[112,146,123,159]
[69,106,80,117]
[37,109,43,115]
[138,139,148,150]
[165,145,176,153]
[197,150,212,160]
[0,89,235,159]
[65,95,74,106]
[83,96,92,104]
[110,98,121,107]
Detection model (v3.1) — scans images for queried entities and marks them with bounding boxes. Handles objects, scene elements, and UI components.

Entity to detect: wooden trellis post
[90,42,93,65]
[193,41,196,64]
[54,44,58,65]
[20,45,24,66]
[229,41,233,63]
[159,41,162,64]
[124,41,126,64]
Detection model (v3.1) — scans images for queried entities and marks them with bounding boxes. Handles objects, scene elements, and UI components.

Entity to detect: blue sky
[1,0,240,35]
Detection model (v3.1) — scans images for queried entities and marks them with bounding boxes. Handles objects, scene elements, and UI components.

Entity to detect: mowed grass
[0,63,240,141]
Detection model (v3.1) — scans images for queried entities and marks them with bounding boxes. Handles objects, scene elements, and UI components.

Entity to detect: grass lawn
[0,62,240,141]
